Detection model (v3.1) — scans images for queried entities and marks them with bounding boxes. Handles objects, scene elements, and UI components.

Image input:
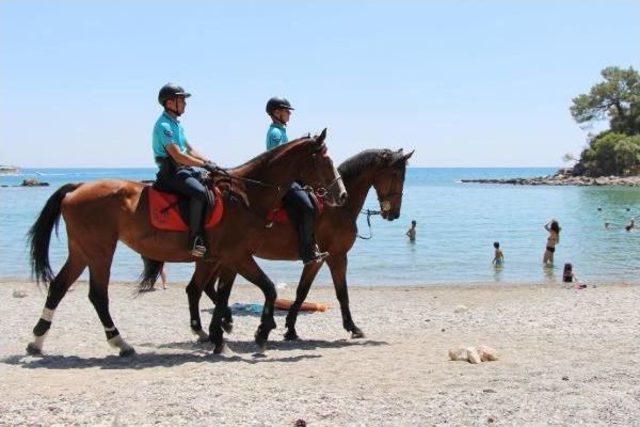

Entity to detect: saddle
[266,191,325,224]
[147,185,224,232]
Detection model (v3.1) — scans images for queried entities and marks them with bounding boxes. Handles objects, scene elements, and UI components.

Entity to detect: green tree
[581,133,640,176]
[570,66,640,135]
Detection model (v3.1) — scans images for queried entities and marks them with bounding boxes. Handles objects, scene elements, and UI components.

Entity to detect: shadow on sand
[1,339,387,370]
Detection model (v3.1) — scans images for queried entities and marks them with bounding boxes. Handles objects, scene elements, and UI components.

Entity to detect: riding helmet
[158,83,191,106]
[265,97,294,115]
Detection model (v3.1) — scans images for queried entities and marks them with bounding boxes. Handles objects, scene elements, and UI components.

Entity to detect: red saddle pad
[149,187,223,232]
[266,194,324,224]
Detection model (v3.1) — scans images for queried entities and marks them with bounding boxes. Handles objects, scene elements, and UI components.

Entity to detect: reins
[356,190,403,239]
[357,208,381,240]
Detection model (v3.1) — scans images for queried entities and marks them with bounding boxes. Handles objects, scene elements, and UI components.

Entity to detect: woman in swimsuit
[543,219,561,265]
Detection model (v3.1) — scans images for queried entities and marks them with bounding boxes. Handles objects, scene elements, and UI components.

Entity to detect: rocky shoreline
[461,174,640,186]
[0,178,49,188]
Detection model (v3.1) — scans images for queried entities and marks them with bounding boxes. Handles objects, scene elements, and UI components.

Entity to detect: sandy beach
[1,280,638,426]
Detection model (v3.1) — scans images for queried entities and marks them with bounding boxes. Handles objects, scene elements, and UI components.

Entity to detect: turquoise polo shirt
[152,111,188,166]
[265,123,288,151]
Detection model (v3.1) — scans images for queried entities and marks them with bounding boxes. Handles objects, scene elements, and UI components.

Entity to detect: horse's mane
[227,138,312,175]
[338,149,403,180]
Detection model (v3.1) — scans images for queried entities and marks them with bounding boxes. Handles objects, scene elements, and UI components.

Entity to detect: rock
[477,345,499,361]
[448,347,468,362]
[562,376,569,381]
[294,419,307,427]
[12,290,27,298]
[454,304,469,313]
[488,416,496,423]
[449,345,499,363]
[20,178,49,187]
[467,347,481,364]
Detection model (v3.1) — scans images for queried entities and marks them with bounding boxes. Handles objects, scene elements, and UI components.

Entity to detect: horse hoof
[26,342,42,356]
[214,341,226,355]
[284,330,299,341]
[221,321,233,334]
[197,334,210,344]
[254,333,268,351]
[351,328,365,339]
[119,347,136,357]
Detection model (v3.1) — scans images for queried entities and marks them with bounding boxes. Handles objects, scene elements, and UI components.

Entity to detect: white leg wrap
[32,333,48,350]
[107,334,132,351]
[41,308,55,322]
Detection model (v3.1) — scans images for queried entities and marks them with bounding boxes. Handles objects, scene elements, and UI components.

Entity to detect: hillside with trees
[570,66,640,176]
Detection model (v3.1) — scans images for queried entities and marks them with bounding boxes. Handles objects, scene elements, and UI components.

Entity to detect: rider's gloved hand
[203,160,219,173]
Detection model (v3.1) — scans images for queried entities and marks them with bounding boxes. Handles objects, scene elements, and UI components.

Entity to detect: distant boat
[0,165,20,174]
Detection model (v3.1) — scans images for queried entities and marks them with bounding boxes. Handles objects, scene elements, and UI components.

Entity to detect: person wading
[265,97,328,264]
[153,83,218,257]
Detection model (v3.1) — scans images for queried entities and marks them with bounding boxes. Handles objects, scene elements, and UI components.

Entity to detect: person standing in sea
[406,220,417,242]
[543,219,561,265]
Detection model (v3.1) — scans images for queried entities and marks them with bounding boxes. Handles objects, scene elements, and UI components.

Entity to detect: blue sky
[1,1,639,167]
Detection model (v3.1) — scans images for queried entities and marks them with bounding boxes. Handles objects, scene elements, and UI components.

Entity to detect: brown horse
[27,131,347,356]
[167,148,412,350]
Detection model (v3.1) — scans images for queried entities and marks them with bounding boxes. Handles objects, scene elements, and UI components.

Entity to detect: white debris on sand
[449,345,499,363]
[1,281,638,425]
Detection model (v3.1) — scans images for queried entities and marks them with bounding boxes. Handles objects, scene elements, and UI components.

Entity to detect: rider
[265,97,328,265]
[153,83,218,257]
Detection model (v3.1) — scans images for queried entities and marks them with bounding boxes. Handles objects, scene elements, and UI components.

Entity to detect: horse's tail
[138,256,164,293]
[28,183,81,285]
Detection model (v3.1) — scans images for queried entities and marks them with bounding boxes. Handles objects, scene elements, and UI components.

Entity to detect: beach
[1,280,638,426]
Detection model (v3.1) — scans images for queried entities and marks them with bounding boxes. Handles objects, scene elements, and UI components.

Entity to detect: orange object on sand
[274,299,329,312]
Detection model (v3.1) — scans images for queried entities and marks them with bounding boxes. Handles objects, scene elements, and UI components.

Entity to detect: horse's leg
[209,268,237,354]
[326,254,364,338]
[26,249,86,355]
[235,257,278,352]
[202,276,235,332]
[185,262,219,342]
[284,260,324,341]
[87,256,135,357]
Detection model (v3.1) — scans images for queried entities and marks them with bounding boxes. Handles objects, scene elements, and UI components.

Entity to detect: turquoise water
[1,168,639,285]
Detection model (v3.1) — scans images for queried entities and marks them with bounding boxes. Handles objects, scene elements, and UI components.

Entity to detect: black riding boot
[299,211,328,265]
[189,197,206,257]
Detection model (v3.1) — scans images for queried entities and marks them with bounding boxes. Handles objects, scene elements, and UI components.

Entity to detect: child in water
[492,242,504,266]
[406,220,417,242]
[562,263,575,282]
[563,263,586,288]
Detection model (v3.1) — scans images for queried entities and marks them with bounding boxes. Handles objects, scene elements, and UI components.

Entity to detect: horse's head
[372,148,413,220]
[296,129,348,207]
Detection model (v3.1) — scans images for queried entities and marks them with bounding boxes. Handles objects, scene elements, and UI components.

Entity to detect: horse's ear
[317,128,327,143]
[403,149,415,161]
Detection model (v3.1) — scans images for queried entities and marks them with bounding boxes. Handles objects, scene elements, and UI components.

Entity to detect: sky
[1,1,639,168]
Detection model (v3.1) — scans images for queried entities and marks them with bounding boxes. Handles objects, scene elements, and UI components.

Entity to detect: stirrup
[190,237,207,258]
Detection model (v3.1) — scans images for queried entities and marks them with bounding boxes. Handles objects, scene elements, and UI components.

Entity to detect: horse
[27,130,347,356]
[154,148,412,350]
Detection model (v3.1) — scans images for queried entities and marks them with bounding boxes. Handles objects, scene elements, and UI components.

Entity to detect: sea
[1,168,639,286]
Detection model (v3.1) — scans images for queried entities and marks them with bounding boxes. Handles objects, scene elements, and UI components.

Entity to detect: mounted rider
[152,83,218,258]
[265,97,329,265]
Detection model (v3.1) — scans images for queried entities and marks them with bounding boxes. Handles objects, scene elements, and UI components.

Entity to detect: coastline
[461,174,640,186]
[2,280,638,425]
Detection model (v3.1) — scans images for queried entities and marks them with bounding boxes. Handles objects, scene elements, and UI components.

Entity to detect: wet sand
[1,280,638,426]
